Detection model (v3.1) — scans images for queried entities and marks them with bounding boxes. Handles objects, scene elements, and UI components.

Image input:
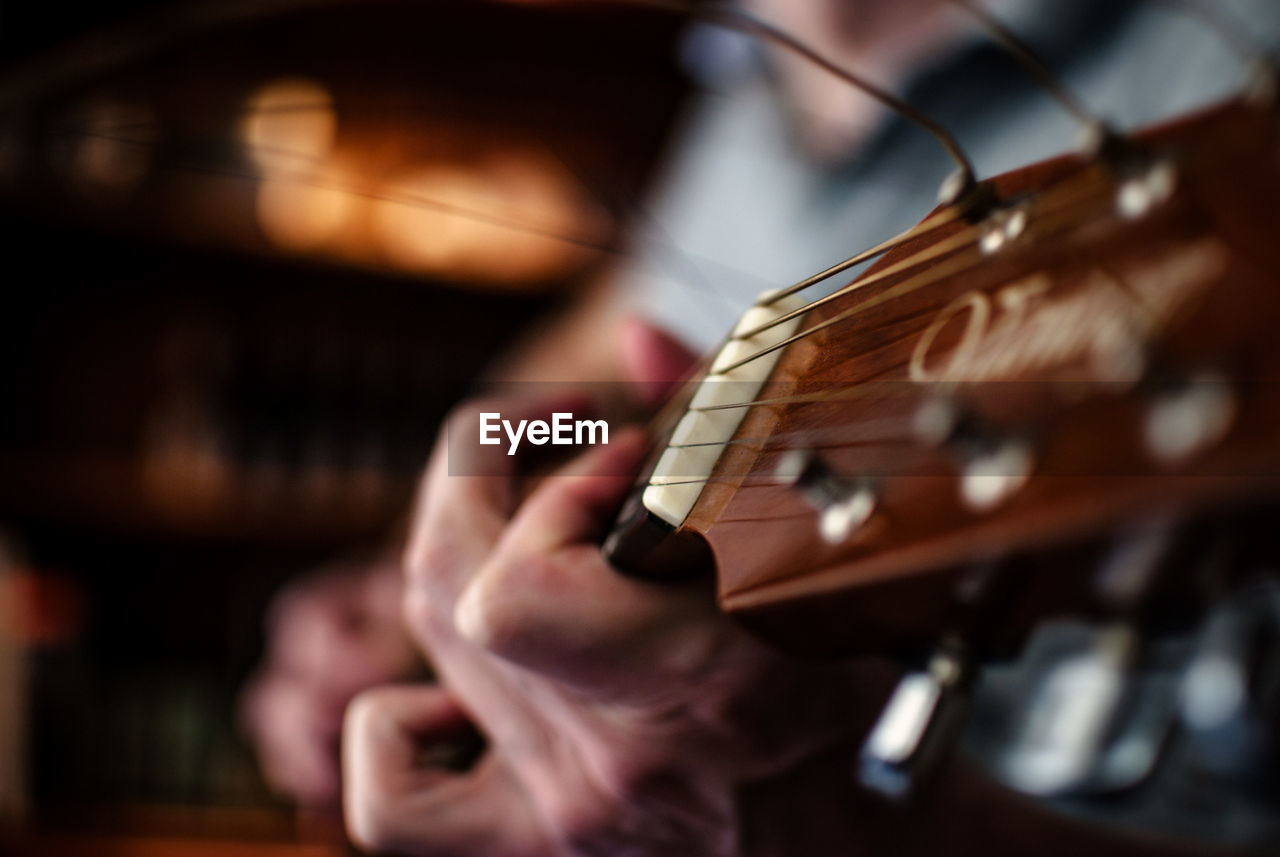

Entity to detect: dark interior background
[0,2,689,852]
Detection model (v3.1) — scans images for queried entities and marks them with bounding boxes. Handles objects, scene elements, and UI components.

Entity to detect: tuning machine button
[858,645,972,801]
[774,450,877,544]
[960,438,1034,513]
[1093,517,1175,608]
[996,624,1146,797]
[1116,159,1178,219]
[912,398,1034,512]
[978,205,1029,255]
[1143,370,1236,465]
[1074,123,1179,219]
[1180,581,1280,788]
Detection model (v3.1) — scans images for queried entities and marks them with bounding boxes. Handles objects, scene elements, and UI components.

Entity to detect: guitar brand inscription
[909,239,1230,383]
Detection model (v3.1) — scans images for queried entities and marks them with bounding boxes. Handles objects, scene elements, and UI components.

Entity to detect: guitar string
[637,379,916,487]
[667,416,908,451]
[645,215,1216,485]
[632,175,1121,492]
[713,0,1275,364]
[46,118,1005,374]
[37,0,1262,314]
[653,0,1272,466]
[638,0,1274,500]
[626,0,976,187]
[713,165,1116,373]
[743,208,961,310]
[945,0,1101,129]
[732,160,1111,342]
[737,0,1271,327]
[680,213,1121,429]
[39,1,1106,412]
[16,3,1263,502]
[730,0,1129,343]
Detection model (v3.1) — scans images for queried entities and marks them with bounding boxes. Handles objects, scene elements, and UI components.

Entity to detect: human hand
[240,556,419,805]
[342,321,884,856]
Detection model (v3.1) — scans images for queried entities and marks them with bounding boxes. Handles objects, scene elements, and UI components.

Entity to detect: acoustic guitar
[605,30,1280,849]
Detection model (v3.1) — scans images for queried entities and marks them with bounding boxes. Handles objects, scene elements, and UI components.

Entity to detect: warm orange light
[372,154,600,285]
[240,78,337,174]
[256,164,356,252]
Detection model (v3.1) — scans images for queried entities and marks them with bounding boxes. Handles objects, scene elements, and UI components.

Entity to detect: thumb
[342,684,544,857]
[620,318,699,407]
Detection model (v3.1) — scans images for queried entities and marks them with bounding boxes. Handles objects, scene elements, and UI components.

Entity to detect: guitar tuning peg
[1143,370,1236,466]
[959,437,1034,513]
[913,395,981,448]
[1092,517,1175,608]
[1117,159,1178,219]
[995,623,1144,797]
[857,644,972,802]
[912,398,1035,512]
[773,450,877,544]
[1069,117,1179,219]
[978,204,1029,255]
[1180,582,1280,788]
[1075,119,1118,159]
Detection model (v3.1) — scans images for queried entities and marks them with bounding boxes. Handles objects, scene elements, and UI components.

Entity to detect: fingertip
[619,317,698,403]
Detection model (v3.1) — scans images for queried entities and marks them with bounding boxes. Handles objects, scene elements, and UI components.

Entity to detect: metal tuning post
[1077,120,1180,220]
[857,643,973,801]
[912,397,1035,513]
[994,623,1144,797]
[774,450,877,544]
[1142,370,1237,466]
[1180,580,1280,791]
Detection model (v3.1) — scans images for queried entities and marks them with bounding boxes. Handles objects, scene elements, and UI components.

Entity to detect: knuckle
[453,556,549,654]
[403,536,460,587]
[400,585,444,650]
[452,571,514,652]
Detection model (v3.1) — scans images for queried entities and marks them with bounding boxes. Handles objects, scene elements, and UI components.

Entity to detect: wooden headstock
[606,97,1280,660]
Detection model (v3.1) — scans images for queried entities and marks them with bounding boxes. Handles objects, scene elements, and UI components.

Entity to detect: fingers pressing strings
[404,392,593,599]
[453,433,721,701]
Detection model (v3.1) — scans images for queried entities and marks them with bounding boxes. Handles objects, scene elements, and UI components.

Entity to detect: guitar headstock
[605,96,1280,833]
[610,97,1280,652]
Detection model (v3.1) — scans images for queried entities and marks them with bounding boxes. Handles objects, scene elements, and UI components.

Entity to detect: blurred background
[0,1,689,852]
